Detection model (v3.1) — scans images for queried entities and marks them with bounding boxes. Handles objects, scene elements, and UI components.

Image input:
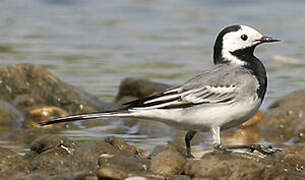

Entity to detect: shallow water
[0,0,304,152]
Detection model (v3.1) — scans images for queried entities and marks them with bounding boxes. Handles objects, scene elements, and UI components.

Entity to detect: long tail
[39,109,130,126]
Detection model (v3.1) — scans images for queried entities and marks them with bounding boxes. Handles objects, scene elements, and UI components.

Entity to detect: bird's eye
[241,34,248,41]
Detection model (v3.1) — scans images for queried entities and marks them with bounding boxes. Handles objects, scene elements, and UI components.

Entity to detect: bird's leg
[210,127,280,155]
[211,126,223,150]
[185,130,197,158]
[210,127,230,153]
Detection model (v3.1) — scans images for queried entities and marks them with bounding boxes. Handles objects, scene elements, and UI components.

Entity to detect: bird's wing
[124,84,238,110]
[123,87,183,109]
[124,64,242,110]
[180,85,238,104]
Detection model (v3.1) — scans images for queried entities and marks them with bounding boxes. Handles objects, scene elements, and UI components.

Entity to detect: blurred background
[0,0,304,151]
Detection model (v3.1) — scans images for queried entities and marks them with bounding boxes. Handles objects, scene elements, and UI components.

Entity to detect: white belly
[129,98,261,132]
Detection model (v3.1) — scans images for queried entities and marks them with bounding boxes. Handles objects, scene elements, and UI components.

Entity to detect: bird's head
[213,25,279,65]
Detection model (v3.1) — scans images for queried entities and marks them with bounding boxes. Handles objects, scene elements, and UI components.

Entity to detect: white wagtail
[40,25,279,157]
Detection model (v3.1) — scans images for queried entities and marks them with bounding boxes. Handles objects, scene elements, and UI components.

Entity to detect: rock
[24,106,68,128]
[27,135,147,177]
[185,152,268,179]
[74,172,98,180]
[28,135,114,175]
[149,148,186,175]
[0,100,22,126]
[0,64,108,114]
[260,90,305,143]
[0,147,31,179]
[29,134,76,155]
[12,94,43,111]
[49,177,71,180]
[97,154,149,179]
[104,136,139,156]
[13,172,98,180]
[29,135,80,175]
[15,174,48,180]
[75,137,135,163]
[0,100,23,137]
[12,173,72,180]
[0,63,112,145]
[172,175,192,180]
[240,111,263,128]
[97,166,128,180]
[29,143,94,176]
[125,176,148,180]
[184,151,305,180]
[28,135,92,174]
[277,143,305,174]
[115,78,170,102]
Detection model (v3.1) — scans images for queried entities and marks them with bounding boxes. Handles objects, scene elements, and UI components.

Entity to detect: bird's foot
[248,144,282,155]
[214,144,232,154]
[222,144,282,155]
[186,153,195,159]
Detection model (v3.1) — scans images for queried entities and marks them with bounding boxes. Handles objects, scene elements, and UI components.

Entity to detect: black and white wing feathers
[124,84,238,110]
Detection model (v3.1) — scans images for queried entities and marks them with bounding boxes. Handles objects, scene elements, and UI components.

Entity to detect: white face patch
[221,25,263,65]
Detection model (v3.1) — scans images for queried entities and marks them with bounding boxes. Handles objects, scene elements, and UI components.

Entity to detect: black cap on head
[213,25,241,65]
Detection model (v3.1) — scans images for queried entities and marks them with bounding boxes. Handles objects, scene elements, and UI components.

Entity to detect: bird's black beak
[256,36,280,44]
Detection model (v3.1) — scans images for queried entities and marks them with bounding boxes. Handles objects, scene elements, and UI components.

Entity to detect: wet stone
[25,106,68,128]
[27,135,149,177]
[260,89,305,143]
[51,177,71,180]
[74,172,98,180]
[29,134,76,155]
[277,143,305,174]
[115,78,170,102]
[149,148,186,175]
[172,175,192,180]
[0,100,22,126]
[125,176,148,180]
[104,136,139,156]
[74,139,121,167]
[0,63,108,113]
[0,147,31,179]
[0,100,23,137]
[183,151,305,180]
[12,94,43,111]
[184,152,268,179]
[29,138,81,176]
[29,145,93,176]
[240,111,263,128]
[97,166,128,180]
[10,173,47,180]
[97,154,149,179]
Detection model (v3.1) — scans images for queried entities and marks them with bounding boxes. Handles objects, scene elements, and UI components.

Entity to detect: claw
[214,144,232,154]
[220,144,281,155]
[186,153,195,159]
[249,144,282,155]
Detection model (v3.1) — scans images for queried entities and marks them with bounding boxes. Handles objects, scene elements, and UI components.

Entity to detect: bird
[40,25,279,157]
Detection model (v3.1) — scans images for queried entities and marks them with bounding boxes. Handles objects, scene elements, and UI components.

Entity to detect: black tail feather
[39,109,128,126]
